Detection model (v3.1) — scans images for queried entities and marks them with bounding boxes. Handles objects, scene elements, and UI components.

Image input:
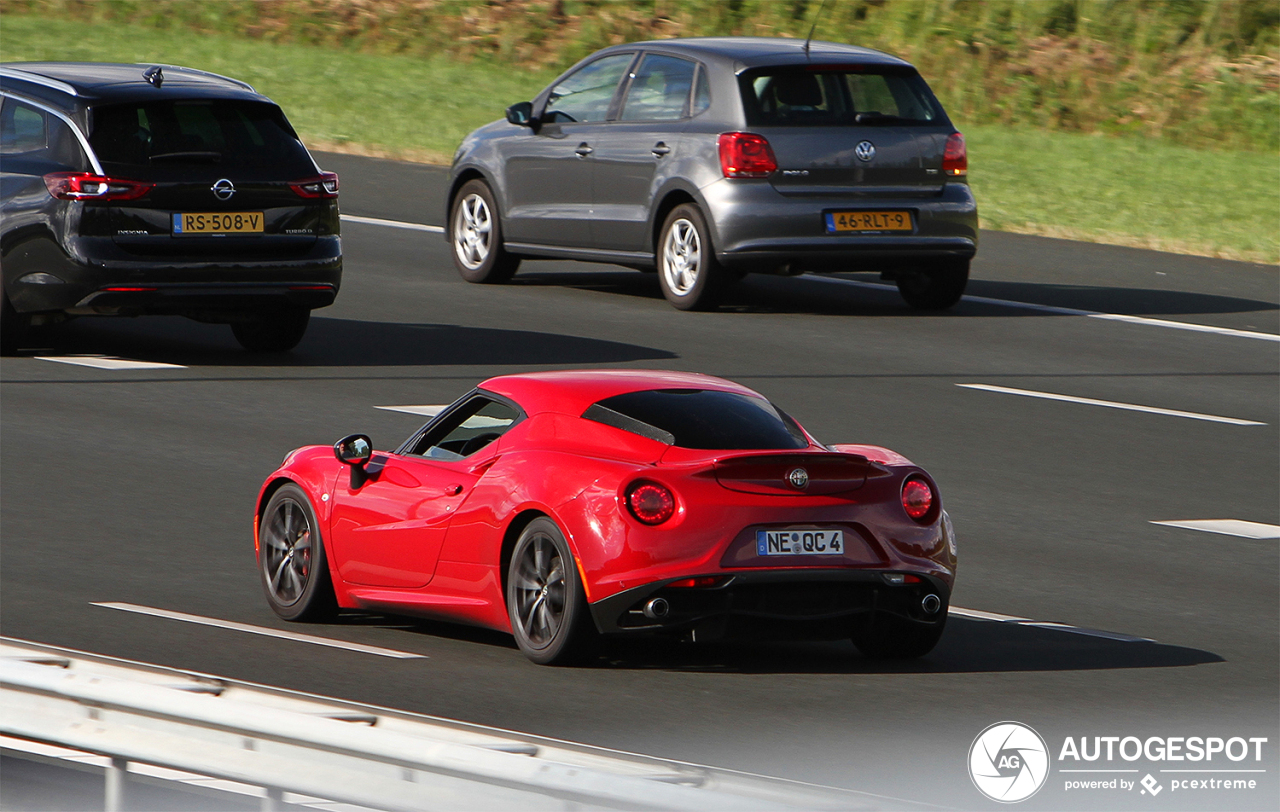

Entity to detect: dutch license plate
[757,529,845,556]
[825,210,913,233]
[172,212,264,235]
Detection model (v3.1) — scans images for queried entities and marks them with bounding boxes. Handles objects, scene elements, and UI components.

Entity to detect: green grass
[3,15,1276,264]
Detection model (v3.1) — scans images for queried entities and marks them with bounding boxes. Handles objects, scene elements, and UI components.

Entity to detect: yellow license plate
[172,212,264,235]
[826,211,913,232]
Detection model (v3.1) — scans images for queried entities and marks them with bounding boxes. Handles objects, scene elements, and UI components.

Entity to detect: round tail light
[901,477,934,521]
[626,481,676,525]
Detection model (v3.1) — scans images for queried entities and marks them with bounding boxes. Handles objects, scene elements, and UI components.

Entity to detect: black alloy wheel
[657,203,729,311]
[506,517,596,665]
[895,259,970,310]
[451,179,520,283]
[231,305,311,352]
[258,484,337,621]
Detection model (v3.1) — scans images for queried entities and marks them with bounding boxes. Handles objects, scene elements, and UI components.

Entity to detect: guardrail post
[261,786,284,811]
[104,756,127,812]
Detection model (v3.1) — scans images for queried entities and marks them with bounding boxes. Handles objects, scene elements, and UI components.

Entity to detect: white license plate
[757,529,844,556]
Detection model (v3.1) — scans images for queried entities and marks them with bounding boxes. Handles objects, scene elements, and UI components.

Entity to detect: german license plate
[757,529,845,556]
[825,210,913,233]
[172,212,264,235]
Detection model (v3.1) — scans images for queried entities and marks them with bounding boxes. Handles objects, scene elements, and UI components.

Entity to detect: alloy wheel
[454,193,493,270]
[661,218,701,296]
[261,498,313,606]
[512,532,566,648]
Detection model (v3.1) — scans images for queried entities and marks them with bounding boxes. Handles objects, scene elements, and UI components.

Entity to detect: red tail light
[626,481,676,525]
[44,172,153,201]
[942,133,967,177]
[290,172,339,199]
[718,132,777,178]
[901,477,934,521]
[667,576,729,588]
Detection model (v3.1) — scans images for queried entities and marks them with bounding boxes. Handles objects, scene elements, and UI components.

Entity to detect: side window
[0,98,89,171]
[620,54,696,122]
[543,54,634,124]
[692,66,711,116]
[410,397,520,461]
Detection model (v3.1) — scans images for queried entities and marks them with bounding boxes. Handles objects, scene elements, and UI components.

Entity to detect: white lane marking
[340,214,444,233]
[957,383,1267,426]
[35,356,186,370]
[806,275,1280,343]
[376,404,448,417]
[949,605,1153,642]
[1151,519,1280,539]
[91,603,425,659]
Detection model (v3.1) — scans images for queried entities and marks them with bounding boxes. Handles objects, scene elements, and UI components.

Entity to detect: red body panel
[255,370,956,636]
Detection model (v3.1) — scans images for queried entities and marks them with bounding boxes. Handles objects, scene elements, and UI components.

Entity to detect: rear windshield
[739,67,943,127]
[584,389,809,450]
[88,100,315,177]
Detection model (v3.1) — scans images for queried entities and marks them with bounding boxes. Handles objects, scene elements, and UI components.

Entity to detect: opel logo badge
[211,178,236,201]
[787,467,809,490]
[854,140,876,162]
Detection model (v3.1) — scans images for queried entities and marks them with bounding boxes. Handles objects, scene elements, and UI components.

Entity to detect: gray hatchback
[447,37,977,311]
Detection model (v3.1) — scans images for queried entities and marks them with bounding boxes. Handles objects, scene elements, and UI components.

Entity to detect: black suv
[449,38,977,311]
[0,63,342,354]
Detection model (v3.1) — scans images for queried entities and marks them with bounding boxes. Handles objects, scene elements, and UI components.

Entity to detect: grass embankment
[2,14,1276,264]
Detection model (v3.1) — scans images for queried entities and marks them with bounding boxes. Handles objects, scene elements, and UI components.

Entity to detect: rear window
[584,389,809,450]
[739,67,942,127]
[88,100,315,177]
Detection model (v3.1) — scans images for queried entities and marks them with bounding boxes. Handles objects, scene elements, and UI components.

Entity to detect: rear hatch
[739,65,950,198]
[83,98,335,258]
[712,451,885,495]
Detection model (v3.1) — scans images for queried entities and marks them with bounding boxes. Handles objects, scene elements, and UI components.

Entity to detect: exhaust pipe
[642,597,670,620]
[921,594,942,615]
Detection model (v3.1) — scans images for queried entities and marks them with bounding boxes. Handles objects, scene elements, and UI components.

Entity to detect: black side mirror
[334,434,372,488]
[506,101,534,127]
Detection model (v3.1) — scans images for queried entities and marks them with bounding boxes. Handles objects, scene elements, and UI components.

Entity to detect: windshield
[584,389,809,450]
[739,67,943,127]
[89,99,316,178]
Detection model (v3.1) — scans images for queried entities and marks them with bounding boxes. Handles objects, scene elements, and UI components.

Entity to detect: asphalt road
[2,152,1277,810]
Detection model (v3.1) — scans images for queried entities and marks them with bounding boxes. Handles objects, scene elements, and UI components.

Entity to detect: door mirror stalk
[334,434,373,488]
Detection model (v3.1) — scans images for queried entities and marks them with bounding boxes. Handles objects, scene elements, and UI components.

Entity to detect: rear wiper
[150,151,223,163]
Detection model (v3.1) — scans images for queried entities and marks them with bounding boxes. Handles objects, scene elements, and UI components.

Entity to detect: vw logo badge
[968,721,1050,803]
[787,467,809,490]
[211,178,236,201]
[854,140,876,162]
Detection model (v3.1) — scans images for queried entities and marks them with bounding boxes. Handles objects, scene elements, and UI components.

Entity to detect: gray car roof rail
[0,66,78,97]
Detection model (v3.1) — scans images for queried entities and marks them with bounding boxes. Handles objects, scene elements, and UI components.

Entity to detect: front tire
[895,260,969,310]
[507,518,596,665]
[851,611,946,659]
[451,179,519,283]
[231,305,310,352]
[258,484,337,622]
[657,203,728,311]
[1,291,29,356]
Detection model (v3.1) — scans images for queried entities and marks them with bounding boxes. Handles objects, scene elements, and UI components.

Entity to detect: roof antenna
[143,66,164,87]
[803,0,833,61]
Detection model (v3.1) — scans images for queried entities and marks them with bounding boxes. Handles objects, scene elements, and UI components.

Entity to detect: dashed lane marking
[949,606,1154,642]
[340,214,445,233]
[375,404,448,417]
[805,276,1280,343]
[1150,519,1280,539]
[34,356,186,370]
[92,603,426,659]
[957,383,1266,426]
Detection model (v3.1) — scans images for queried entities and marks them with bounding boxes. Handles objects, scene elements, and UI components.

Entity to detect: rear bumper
[590,568,951,640]
[70,282,338,318]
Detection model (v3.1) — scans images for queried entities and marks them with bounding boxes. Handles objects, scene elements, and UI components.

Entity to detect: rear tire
[451,179,520,283]
[1,291,28,356]
[507,517,597,665]
[896,260,969,310]
[851,612,946,659]
[231,306,310,352]
[258,484,337,622]
[657,203,727,311]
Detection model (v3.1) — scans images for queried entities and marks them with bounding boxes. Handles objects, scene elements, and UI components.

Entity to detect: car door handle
[575,142,593,158]
[651,142,671,157]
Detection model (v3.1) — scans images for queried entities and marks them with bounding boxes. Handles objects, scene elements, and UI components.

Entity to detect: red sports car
[254,370,956,664]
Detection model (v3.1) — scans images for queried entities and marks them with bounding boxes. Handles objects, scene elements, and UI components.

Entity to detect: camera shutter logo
[969,722,1050,803]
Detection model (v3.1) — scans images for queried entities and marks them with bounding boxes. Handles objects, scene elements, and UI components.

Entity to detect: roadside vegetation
[1,4,1276,263]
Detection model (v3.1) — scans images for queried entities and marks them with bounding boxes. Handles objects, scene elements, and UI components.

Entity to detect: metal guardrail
[0,638,907,812]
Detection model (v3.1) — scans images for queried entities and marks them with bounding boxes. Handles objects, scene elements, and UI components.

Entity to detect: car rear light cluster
[626,480,676,525]
[718,132,777,178]
[901,477,935,521]
[942,133,967,177]
[289,172,339,199]
[44,172,153,201]
[667,575,729,588]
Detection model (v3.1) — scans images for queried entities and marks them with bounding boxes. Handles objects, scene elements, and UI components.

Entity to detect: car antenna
[803,0,833,61]
[143,65,164,87]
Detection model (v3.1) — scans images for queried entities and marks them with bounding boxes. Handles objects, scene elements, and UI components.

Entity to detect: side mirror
[334,434,372,488]
[506,101,534,127]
